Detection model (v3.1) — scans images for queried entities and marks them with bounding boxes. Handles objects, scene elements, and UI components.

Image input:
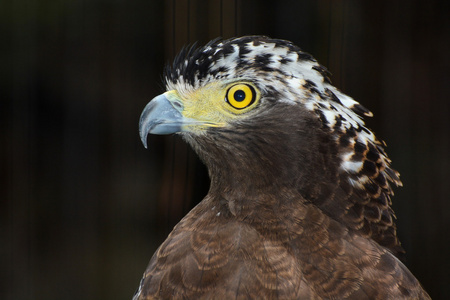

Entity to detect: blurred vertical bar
[6,0,38,299]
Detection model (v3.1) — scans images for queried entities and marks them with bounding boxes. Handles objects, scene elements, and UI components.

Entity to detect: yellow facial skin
[166,81,261,134]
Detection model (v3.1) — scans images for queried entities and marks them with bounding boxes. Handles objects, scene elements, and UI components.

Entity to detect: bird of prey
[136,36,430,299]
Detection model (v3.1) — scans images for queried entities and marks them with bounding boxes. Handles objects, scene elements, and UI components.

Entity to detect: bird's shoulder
[135,196,429,299]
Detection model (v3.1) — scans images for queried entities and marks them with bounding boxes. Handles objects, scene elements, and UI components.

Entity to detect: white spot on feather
[342,160,363,173]
[340,151,363,173]
[323,109,337,127]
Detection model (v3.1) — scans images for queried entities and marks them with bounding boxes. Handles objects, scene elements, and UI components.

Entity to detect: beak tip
[139,128,149,149]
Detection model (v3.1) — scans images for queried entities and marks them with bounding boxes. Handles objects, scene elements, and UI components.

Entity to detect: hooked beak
[139,91,223,148]
[139,93,184,148]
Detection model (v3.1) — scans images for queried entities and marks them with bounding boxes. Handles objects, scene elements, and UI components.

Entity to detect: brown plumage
[136,36,430,299]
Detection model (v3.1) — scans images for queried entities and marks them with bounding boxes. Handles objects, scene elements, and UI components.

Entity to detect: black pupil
[233,90,246,102]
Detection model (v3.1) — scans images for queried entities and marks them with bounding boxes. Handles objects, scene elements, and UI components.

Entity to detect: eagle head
[139,35,403,257]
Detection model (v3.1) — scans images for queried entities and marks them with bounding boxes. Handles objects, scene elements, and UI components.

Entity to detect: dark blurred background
[2,0,449,299]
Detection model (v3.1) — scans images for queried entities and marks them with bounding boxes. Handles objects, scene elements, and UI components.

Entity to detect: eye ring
[226,83,256,109]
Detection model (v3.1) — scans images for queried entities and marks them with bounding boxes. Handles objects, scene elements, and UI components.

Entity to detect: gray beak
[139,94,184,148]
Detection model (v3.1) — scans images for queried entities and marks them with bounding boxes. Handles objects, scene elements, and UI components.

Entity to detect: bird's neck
[184,109,338,214]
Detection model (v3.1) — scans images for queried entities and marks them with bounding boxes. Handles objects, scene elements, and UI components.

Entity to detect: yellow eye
[226,84,256,109]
